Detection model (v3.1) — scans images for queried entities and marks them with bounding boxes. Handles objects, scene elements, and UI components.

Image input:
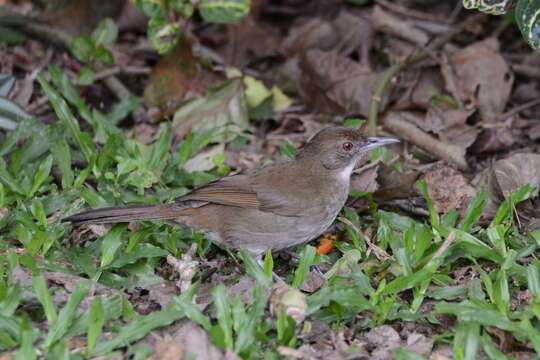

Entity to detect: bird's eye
[342,142,354,151]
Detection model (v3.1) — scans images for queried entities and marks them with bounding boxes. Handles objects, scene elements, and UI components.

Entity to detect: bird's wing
[176,175,261,209]
[176,161,309,217]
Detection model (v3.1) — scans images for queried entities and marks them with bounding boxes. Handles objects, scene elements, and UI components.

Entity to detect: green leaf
[459,189,488,232]
[0,96,31,130]
[30,155,53,196]
[239,250,272,288]
[37,74,96,161]
[86,297,104,357]
[173,283,212,331]
[173,79,249,142]
[416,178,440,229]
[454,321,480,360]
[343,117,366,129]
[435,302,520,334]
[47,125,74,189]
[91,18,118,46]
[93,307,185,355]
[147,16,180,54]
[393,348,427,360]
[482,333,511,360]
[15,323,37,360]
[292,245,316,289]
[463,0,513,15]
[212,284,234,349]
[108,96,141,125]
[263,249,274,278]
[32,274,58,325]
[0,25,27,45]
[93,46,115,66]
[516,0,540,50]
[0,75,15,97]
[44,280,91,348]
[527,264,540,296]
[281,140,298,159]
[100,224,127,268]
[76,66,96,86]
[69,36,95,63]
[66,296,123,337]
[277,309,296,347]
[199,0,251,23]
[149,123,172,171]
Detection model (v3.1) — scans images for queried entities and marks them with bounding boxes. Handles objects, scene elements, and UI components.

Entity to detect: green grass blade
[86,296,105,357]
[292,245,316,289]
[44,280,90,348]
[239,250,272,288]
[93,307,185,356]
[212,284,234,349]
[100,224,127,268]
[32,274,57,325]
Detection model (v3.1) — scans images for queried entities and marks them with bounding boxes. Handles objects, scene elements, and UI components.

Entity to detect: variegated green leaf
[463,0,514,15]
[516,0,540,50]
[199,0,250,23]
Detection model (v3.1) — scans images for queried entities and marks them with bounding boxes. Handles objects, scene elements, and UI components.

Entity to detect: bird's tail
[63,205,180,225]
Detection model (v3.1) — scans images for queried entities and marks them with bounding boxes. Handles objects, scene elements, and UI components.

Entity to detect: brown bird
[65,127,398,256]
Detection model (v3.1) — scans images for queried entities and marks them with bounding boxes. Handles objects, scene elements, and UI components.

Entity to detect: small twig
[497,98,540,121]
[375,0,448,23]
[27,96,50,113]
[92,65,151,82]
[512,63,540,79]
[430,231,456,261]
[367,13,484,136]
[383,112,468,170]
[338,216,393,261]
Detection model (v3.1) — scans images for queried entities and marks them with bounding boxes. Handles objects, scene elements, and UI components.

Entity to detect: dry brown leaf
[406,333,434,356]
[493,153,540,199]
[470,125,515,153]
[39,0,125,35]
[425,165,476,215]
[444,38,513,122]
[144,36,221,115]
[403,69,445,109]
[422,107,479,149]
[299,270,325,293]
[151,322,227,360]
[365,325,401,350]
[351,165,379,194]
[299,49,388,116]
[282,11,373,59]
[474,153,540,220]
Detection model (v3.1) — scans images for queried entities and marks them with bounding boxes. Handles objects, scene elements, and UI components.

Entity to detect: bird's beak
[360,136,400,153]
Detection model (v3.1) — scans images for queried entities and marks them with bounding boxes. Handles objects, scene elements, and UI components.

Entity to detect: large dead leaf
[151,322,231,360]
[474,153,540,220]
[172,78,249,141]
[299,49,388,116]
[422,107,479,149]
[282,11,373,59]
[444,38,513,122]
[425,165,477,215]
[470,124,515,154]
[39,0,125,35]
[144,37,220,116]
